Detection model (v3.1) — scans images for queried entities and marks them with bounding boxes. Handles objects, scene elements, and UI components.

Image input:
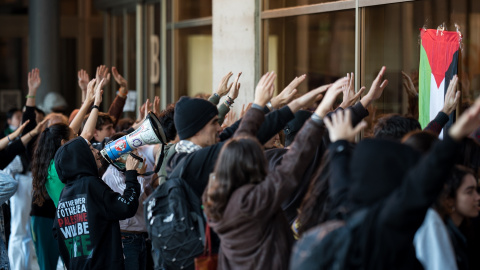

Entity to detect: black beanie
[284,110,313,147]
[174,96,218,140]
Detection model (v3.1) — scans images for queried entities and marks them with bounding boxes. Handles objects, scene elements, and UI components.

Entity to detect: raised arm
[324,109,366,209]
[70,78,96,135]
[0,121,29,150]
[424,75,461,135]
[270,74,307,110]
[77,69,90,102]
[81,79,104,140]
[209,71,234,104]
[108,66,128,126]
[360,66,389,109]
[339,72,365,109]
[234,71,276,138]
[218,72,241,125]
[23,68,41,136]
[246,79,342,217]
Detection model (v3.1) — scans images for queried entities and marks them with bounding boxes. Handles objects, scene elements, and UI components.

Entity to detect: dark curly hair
[434,165,477,221]
[203,136,267,221]
[158,103,177,142]
[31,123,71,206]
[374,114,421,141]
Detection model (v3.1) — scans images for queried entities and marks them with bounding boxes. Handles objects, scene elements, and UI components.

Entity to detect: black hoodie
[53,137,140,270]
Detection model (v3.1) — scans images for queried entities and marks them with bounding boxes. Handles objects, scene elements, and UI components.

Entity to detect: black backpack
[290,209,368,270]
[145,156,206,270]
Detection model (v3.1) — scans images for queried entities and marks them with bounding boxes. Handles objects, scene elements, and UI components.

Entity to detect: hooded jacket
[53,137,140,270]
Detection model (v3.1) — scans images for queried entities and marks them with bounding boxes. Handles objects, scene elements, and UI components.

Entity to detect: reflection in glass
[264,10,355,96]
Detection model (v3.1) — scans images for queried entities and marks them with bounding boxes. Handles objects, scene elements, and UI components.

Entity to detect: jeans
[121,232,147,270]
[8,173,33,270]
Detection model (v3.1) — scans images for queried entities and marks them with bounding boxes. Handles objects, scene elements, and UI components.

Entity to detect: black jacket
[166,105,295,199]
[328,134,461,269]
[265,102,369,224]
[53,137,140,270]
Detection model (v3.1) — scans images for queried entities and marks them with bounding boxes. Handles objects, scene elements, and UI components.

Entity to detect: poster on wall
[418,28,461,136]
[0,90,22,112]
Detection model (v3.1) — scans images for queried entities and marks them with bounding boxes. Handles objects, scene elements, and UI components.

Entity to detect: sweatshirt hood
[54,137,98,183]
[348,138,421,208]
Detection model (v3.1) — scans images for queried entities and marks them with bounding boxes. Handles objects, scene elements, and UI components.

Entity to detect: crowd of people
[0,64,479,270]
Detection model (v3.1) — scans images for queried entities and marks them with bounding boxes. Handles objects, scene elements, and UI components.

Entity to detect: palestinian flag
[419,29,460,131]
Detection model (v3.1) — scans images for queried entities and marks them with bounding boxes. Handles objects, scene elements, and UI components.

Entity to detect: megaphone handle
[129,152,143,162]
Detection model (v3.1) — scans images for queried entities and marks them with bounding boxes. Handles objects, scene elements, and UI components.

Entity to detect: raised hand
[93,79,104,106]
[401,71,418,98]
[96,65,111,89]
[85,79,97,105]
[112,66,128,97]
[216,72,233,97]
[240,103,252,119]
[144,99,152,117]
[288,82,332,113]
[324,109,367,143]
[153,96,161,117]
[28,68,41,91]
[222,111,237,129]
[271,75,306,109]
[442,75,461,115]
[449,93,480,141]
[78,69,90,91]
[254,72,276,107]
[9,120,30,139]
[313,77,349,117]
[30,119,48,137]
[26,68,41,107]
[339,72,365,109]
[227,72,242,100]
[361,66,389,108]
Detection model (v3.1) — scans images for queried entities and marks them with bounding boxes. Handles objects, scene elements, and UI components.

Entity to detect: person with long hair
[30,78,102,270]
[433,166,480,270]
[203,73,348,270]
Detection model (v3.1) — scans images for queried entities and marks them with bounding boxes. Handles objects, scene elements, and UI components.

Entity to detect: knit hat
[174,96,218,140]
[284,110,313,147]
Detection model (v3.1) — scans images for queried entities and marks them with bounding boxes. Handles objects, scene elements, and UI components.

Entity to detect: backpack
[145,156,206,270]
[290,209,368,270]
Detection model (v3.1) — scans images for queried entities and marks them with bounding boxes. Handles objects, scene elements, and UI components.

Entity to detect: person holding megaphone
[52,78,145,270]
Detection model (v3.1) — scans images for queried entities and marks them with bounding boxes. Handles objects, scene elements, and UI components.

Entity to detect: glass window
[113,15,124,78]
[362,0,480,135]
[264,0,344,10]
[127,12,136,89]
[0,38,26,90]
[264,10,355,96]
[174,0,212,21]
[173,26,212,99]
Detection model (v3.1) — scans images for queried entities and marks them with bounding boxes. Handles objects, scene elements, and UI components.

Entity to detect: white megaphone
[101,112,167,171]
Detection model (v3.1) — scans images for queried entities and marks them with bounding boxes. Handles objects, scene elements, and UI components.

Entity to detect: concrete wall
[212,0,258,114]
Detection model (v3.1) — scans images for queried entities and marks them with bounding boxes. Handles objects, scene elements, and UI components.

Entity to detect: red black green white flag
[419,29,460,131]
